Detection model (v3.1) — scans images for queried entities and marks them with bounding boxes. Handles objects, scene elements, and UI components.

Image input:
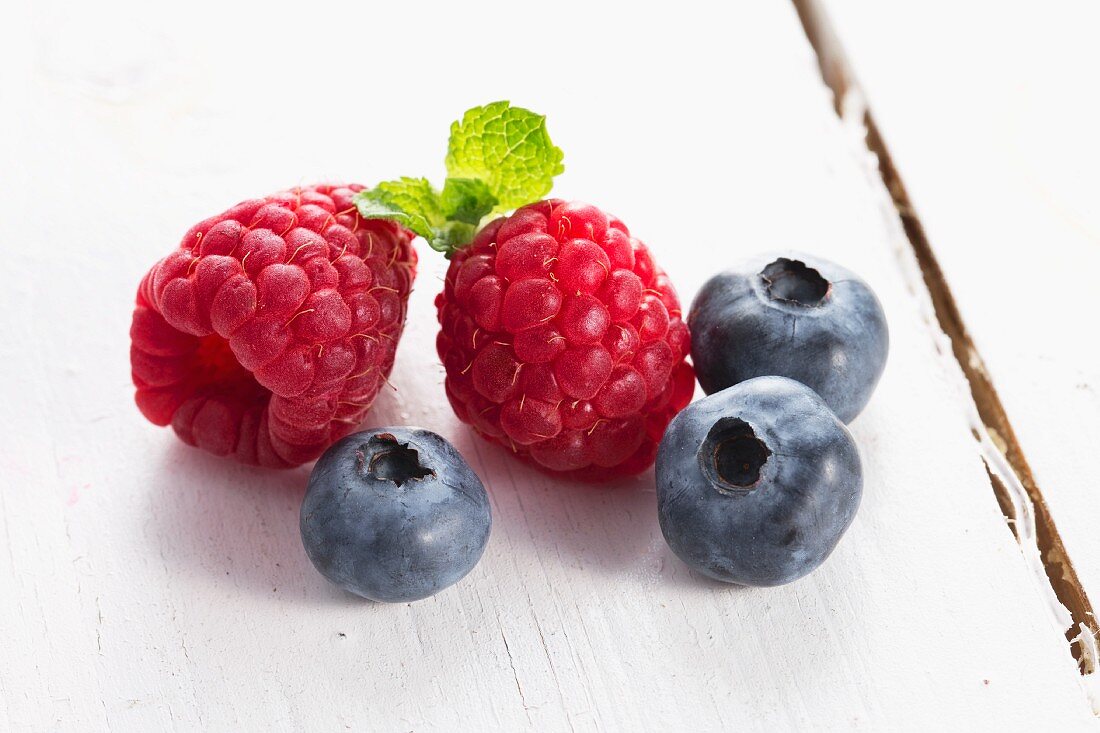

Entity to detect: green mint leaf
[356,179,480,255]
[358,102,565,255]
[440,178,498,225]
[428,221,478,253]
[354,195,434,241]
[445,101,564,212]
[354,177,443,242]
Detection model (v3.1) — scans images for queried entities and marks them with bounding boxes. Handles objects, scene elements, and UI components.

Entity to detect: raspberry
[436,200,694,480]
[130,184,417,468]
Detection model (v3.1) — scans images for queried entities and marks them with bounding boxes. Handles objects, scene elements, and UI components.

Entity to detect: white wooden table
[2,0,1097,729]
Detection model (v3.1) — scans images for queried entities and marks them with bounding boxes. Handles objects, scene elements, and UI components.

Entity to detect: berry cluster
[125,103,891,601]
[436,200,694,480]
[130,184,416,468]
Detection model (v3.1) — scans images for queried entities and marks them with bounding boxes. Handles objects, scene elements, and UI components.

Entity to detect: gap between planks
[790,0,1098,679]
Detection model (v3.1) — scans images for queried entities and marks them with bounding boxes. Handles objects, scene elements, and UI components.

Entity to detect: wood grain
[809,0,1100,701]
[1,0,1095,729]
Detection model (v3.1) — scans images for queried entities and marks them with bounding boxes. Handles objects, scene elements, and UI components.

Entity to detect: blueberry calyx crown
[701,418,772,495]
[761,257,831,307]
[357,433,435,487]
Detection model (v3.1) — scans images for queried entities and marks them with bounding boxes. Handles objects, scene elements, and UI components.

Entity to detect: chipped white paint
[1,0,1096,730]
[1076,624,1100,714]
[837,80,1080,648]
[814,0,1100,709]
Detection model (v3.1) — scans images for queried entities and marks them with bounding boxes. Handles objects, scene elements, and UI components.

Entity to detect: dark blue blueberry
[656,376,862,587]
[688,253,889,423]
[300,427,491,602]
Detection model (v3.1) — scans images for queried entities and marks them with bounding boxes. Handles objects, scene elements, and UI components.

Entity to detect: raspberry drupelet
[436,199,694,480]
[130,184,417,468]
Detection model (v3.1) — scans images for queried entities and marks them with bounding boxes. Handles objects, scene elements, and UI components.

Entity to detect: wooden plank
[1,0,1095,729]
[807,0,1100,699]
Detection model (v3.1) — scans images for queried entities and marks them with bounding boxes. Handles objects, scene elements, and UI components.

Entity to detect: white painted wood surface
[1,0,1096,730]
[815,0,1100,670]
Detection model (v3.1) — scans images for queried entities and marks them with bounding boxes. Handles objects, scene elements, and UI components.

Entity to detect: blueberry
[300,427,491,602]
[656,376,862,586]
[688,253,888,423]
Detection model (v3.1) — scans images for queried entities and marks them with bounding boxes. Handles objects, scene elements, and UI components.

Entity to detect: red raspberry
[130,184,417,468]
[436,200,694,481]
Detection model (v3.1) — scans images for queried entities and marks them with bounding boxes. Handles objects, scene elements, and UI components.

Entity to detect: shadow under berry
[147,442,361,606]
